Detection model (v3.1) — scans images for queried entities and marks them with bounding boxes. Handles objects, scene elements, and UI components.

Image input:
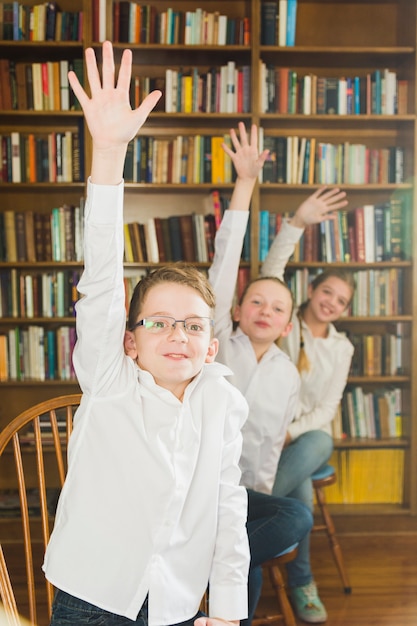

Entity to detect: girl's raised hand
[291,186,348,229]
[222,122,269,182]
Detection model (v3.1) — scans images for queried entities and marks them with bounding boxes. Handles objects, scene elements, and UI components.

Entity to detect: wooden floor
[1,514,417,625]
[258,514,417,626]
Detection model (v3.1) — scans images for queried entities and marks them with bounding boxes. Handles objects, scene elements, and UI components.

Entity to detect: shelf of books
[0,0,86,444]
[0,0,416,518]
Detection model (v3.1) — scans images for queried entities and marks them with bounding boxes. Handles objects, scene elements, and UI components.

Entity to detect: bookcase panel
[295,0,415,48]
[0,0,416,515]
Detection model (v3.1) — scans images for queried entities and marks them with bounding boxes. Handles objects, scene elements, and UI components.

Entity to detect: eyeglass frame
[129,315,215,335]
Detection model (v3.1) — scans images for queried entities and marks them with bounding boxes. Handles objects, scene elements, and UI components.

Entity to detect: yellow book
[211,136,225,184]
[0,334,8,381]
[182,75,193,113]
[124,223,134,262]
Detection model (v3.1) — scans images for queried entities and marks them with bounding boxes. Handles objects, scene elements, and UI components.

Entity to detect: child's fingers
[116,48,133,93]
[68,71,89,110]
[133,90,162,126]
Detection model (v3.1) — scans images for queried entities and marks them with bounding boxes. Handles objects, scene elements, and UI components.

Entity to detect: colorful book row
[0,58,84,112]
[123,135,236,184]
[286,268,405,317]
[0,127,85,183]
[259,132,405,185]
[0,269,81,319]
[348,328,405,377]
[291,199,412,264]
[260,66,408,115]
[123,192,228,264]
[341,387,402,440]
[164,64,251,114]
[102,2,251,45]
[0,204,85,263]
[260,0,298,47]
[0,1,83,41]
[0,325,76,382]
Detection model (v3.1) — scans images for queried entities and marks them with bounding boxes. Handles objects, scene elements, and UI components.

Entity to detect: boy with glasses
[43,42,250,626]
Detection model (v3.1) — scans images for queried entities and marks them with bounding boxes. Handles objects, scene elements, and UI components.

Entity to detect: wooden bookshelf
[0,0,416,516]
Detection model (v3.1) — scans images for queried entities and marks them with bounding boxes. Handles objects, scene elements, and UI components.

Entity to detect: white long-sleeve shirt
[209,210,300,494]
[261,219,354,439]
[43,181,250,624]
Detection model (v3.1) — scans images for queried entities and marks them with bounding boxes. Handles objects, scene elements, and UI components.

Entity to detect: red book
[154,217,166,263]
[211,189,222,230]
[277,67,289,114]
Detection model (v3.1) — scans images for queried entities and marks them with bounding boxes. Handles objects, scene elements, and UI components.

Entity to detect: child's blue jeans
[50,591,204,625]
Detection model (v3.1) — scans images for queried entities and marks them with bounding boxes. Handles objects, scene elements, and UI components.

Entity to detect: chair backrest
[0,394,82,626]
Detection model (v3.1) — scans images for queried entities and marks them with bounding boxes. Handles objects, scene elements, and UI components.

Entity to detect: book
[285,0,297,46]
[179,214,196,262]
[4,210,17,262]
[261,1,277,45]
[278,0,288,46]
[168,215,183,261]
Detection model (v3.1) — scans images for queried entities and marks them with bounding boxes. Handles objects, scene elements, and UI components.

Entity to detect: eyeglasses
[130,315,214,335]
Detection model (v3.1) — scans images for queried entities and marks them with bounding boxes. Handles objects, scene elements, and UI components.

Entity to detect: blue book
[259,210,270,261]
[354,76,361,114]
[46,329,56,380]
[372,70,382,114]
[286,0,297,46]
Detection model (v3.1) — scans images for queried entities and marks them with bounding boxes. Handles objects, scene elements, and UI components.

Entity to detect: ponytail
[296,306,310,373]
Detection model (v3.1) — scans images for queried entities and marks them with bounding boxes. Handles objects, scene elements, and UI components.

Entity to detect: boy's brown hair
[127,263,216,331]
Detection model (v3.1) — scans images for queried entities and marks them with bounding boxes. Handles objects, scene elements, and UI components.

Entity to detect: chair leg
[267,563,296,626]
[315,485,352,594]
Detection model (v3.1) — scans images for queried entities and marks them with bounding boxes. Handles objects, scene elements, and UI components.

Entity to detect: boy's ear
[205,337,219,363]
[233,304,241,322]
[124,330,138,359]
[280,321,293,339]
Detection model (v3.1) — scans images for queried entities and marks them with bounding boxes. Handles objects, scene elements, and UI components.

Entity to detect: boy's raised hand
[68,41,161,183]
[222,122,269,182]
[290,186,348,228]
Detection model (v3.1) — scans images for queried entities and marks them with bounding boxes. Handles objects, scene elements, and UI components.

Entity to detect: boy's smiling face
[124,282,218,400]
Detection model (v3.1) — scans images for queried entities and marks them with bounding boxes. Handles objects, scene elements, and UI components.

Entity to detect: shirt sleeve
[72,179,127,396]
[288,339,354,440]
[208,389,250,620]
[208,210,249,336]
[261,219,304,280]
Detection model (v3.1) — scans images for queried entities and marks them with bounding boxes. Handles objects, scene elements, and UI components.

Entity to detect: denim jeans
[244,489,313,626]
[271,430,333,588]
[50,591,204,626]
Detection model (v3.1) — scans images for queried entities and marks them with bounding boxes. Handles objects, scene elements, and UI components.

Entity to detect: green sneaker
[290,581,328,623]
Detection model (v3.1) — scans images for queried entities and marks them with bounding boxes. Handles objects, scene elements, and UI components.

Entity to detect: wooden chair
[0,394,82,626]
[252,544,298,626]
[312,464,352,593]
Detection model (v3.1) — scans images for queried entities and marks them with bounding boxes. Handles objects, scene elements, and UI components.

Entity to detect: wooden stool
[252,544,298,626]
[312,464,352,593]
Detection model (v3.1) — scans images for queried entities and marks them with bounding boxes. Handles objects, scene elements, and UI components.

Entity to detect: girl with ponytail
[261,188,355,624]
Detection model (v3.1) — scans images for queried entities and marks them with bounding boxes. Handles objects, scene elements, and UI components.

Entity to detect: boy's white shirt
[261,219,354,439]
[43,180,250,624]
[209,210,300,495]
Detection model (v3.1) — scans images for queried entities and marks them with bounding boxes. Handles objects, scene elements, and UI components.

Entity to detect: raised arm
[209,124,268,329]
[261,186,348,279]
[68,41,161,185]
[222,122,269,213]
